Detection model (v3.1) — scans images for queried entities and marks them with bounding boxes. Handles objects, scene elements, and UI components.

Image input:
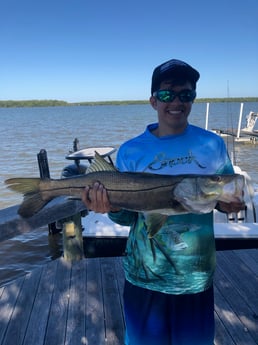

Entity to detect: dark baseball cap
[151,59,200,94]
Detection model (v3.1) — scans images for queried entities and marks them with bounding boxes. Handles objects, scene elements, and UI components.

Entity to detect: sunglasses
[153,89,196,103]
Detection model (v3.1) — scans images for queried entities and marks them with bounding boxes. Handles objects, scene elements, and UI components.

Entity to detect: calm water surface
[0,102,258,285]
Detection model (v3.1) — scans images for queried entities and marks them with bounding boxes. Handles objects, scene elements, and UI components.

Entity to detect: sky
[1,0,258,102]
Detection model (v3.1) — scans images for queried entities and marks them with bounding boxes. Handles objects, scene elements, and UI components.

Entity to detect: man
[82,59,245,345]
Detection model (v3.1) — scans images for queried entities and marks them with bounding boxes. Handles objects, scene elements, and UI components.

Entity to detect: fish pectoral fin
[144,213,168,238]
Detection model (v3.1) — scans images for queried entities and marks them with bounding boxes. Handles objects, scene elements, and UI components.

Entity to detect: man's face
[150,81,194,136]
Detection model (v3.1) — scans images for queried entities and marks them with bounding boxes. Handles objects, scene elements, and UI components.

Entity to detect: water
[0,102,257,285]
[0,228,63,284]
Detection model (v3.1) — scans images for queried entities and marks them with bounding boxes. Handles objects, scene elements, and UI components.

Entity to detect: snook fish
[5,152,244,235]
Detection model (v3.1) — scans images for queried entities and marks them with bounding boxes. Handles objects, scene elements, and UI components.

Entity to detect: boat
[212,106,258,143]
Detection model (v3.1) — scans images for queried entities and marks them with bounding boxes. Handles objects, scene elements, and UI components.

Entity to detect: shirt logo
[148,151,206,171]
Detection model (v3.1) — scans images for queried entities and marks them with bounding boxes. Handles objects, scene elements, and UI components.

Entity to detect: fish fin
[5,178,49,218]
[144,213,168,238]
[86,151,117,173]
[5,177,43,194]
[18,193,50,218]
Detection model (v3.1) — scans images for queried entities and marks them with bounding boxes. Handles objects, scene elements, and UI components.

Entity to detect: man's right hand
[82,182,120,213]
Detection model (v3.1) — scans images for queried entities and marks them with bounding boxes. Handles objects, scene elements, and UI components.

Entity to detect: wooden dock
[0,250,257,345]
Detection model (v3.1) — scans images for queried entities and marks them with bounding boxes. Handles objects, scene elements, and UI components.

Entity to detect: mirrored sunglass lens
[155,90,196,102]
[157,90,175,102]
[179,90,196,102]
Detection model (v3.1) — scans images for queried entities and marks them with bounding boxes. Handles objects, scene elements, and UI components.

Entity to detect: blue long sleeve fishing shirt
[109,123,234,294]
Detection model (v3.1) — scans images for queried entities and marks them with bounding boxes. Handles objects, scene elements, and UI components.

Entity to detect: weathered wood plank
[44,259,72,345]
[1,268,42,345]
[216,250,258,316]
[100,257,125,345]
[214,263,258,343]
[65,260,87,345]
[214,284,256,345]
[85,258,106,345]
[114,257,125,314]
[234,248,258,276]
[0,277,25,344]
[22,260,59,345]
[214,311,236,345]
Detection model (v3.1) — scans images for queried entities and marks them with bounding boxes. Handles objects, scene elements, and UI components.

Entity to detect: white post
[237,103,244,139]
[205,103,210,130]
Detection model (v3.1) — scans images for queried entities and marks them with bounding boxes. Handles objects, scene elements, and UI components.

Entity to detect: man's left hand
[216,201,246,214]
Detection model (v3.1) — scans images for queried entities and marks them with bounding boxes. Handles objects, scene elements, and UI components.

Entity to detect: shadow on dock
[0,251,257,345]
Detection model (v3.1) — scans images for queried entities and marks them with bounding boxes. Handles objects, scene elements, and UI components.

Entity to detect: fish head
[174,175,227,202]
[174,174,245,214]
[217,174,245,203]
[198,174,245,203]
[173,176,219,213]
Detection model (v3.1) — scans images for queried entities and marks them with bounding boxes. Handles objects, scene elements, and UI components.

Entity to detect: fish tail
[5,178,49,218]
[5,178,42,194]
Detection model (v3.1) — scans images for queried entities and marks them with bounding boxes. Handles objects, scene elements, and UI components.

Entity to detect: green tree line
[0,97,257,108]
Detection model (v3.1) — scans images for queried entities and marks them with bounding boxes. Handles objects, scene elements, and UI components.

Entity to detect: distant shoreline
[0,98,257,108]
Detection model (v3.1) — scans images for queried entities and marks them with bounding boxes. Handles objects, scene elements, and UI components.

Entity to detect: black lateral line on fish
[38,184,178,193]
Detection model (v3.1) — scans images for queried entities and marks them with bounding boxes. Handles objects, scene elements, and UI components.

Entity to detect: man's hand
[216,200,246,214]
[81,182,120,213]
